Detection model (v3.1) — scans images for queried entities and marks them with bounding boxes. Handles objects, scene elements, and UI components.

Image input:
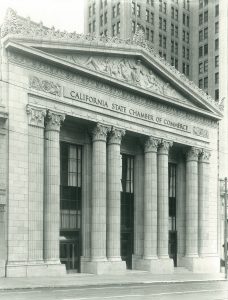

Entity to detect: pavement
[0,269,226,291]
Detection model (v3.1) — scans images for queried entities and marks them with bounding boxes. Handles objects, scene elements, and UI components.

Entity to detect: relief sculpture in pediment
[57,54,187,103]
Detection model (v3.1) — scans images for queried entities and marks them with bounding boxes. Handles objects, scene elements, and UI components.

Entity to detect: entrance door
[121,154,134,269]
[60,233,80,271]
[168,163,177,267]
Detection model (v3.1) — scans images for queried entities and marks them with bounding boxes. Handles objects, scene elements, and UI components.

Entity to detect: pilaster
[26,105,46,264]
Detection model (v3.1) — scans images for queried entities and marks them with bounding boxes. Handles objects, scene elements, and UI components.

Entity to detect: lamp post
[220,177,228,279]
[224,177,228,279]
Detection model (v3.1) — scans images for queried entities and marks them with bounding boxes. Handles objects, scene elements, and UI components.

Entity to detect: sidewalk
[0,270,226,291]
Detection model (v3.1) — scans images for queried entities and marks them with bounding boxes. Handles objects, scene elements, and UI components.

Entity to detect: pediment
[43,51,191,107]
[1,8,223,119]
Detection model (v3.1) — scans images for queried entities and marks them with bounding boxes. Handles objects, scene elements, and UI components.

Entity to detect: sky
[0,0,85,33]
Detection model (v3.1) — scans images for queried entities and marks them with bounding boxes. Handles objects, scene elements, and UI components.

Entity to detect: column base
[179,255,220,273]
[6,260,66,277]
[81,257,126,274]
[133,255,174,273]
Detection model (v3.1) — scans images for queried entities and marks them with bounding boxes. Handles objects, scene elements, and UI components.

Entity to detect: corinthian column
[185,147,200,257]
[143,136,160,259]
[44,110,65,264]
[157,139,173,259]
[26,105,46,263]
[107,127,125,261]
[198,149,211,256]
[91,123,111,261]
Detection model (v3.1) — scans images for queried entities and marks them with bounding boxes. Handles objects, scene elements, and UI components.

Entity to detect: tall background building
[84,0,220,101]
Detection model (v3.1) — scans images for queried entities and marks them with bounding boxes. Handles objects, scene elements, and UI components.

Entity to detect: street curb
[0,278,226,291]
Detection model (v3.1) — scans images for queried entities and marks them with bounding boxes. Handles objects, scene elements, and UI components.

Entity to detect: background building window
[215,4,219,17]
[199,13,203,25]
[215,72,219,84]
[204,11,208,22]
[137,4,141,17]
[199,62,203,74]
[204,44,208,55]
[204,76,208,88]
[199,79,203,89]
[215,55,219,67]
[204,27,208,39]
[199,30,203,42]
[215,89,219,101]
[215,38,219,50]
[215,21,219,34]
[204,60,208,72]
[199,46,203,57]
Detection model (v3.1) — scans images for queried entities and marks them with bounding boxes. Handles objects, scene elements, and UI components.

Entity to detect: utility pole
[224,177,228,279]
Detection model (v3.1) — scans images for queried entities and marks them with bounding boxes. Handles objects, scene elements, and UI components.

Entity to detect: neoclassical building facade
[0,9,224,277]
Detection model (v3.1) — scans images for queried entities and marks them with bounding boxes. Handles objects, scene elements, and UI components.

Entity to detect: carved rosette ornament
[26,105,46,128]
[144,136,160,153]
[108,127,125,145]
[199,149,211,163]
[45,110,65,132]
[92,123,111,142]
[158,139,173,155]
[186,147,201,161]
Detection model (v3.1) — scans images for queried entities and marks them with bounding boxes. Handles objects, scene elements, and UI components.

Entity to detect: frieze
[8,51,218,130]
[1,9,223,112]
[193,126,209,139]
[29,76,61,96]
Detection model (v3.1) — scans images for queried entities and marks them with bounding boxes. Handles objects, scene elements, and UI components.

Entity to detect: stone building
[0,9,224,277]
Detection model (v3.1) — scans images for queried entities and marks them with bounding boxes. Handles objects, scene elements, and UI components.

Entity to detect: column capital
[108,127,125,145]
[45,110,65,132]
[92,123,111,142]
[144,136,160,153]
[199,149,211,163]
[158,139,173,154]
[186,147,201,161]
[26,104,46,128]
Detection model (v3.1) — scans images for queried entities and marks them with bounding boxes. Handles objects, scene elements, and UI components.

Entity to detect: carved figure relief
[64,54,187,103]
[29,76,61,96]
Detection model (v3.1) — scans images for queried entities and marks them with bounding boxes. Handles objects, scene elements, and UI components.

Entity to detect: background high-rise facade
[84,0,220,102]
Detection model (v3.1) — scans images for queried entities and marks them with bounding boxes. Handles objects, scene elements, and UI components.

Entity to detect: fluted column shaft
[91,123,110,261]
[107,128,125,261]
[186,147,200,257]
[157,140,173,258]
[44,110,65,262]
[143,137,160,259]
[26,105,46,262]
[198,149,211,256]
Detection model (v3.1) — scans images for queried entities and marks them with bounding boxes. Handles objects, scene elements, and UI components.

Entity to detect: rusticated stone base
[81,258,126,274]
[179,255,220,273]
[6,260,66,277]
[133,255,174,273]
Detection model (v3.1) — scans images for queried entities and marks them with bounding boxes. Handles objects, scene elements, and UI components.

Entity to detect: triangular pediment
[40,51,192,107]
[1,8,223,120]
